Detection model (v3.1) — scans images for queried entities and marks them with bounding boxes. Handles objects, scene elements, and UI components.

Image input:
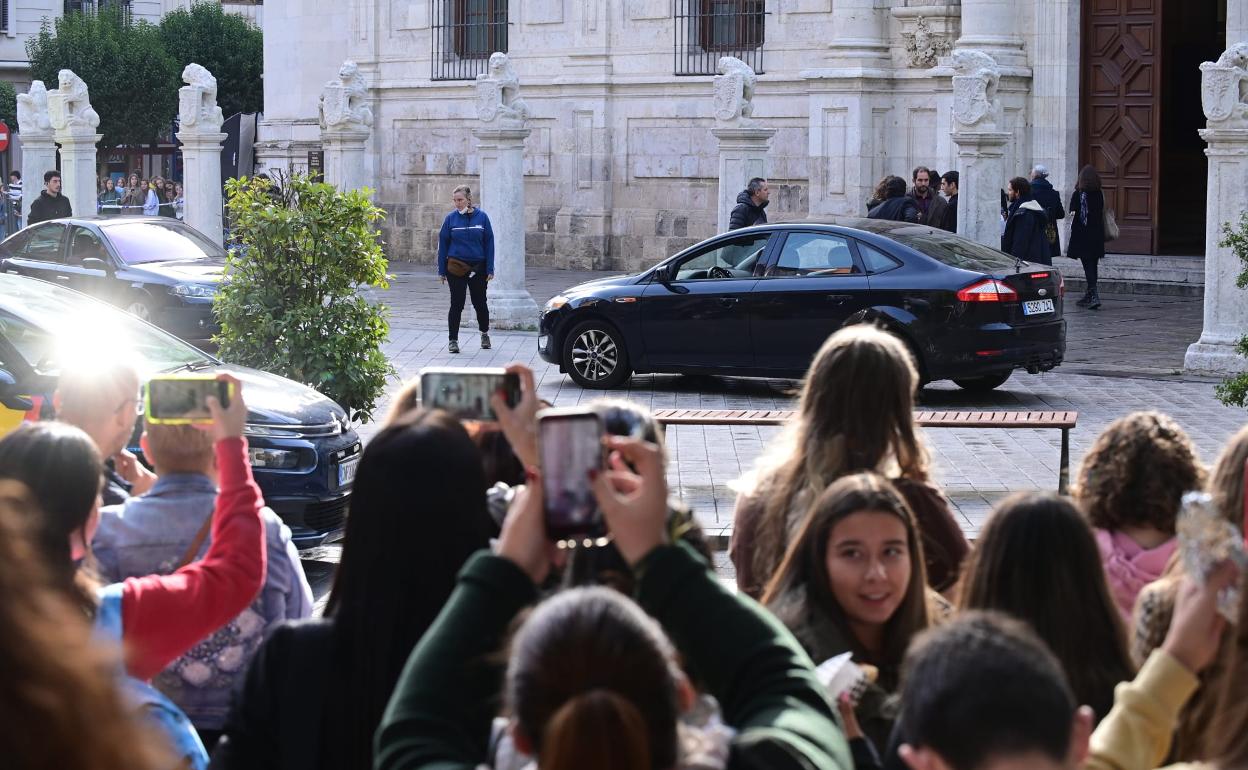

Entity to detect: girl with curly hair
[1074,411,1206,620]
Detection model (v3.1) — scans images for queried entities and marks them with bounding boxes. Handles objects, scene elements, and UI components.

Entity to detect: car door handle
[717,297,740,306]
[54,275,71,281]
[826,294,852,303]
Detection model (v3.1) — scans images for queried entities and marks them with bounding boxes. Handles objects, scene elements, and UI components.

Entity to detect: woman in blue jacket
[438,185,494,353]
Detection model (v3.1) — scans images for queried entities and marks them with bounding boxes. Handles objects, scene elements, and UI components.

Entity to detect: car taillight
[957,279,1019,302]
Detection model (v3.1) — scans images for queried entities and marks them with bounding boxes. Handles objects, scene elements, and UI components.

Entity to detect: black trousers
[447,271,489,340]
[1080,255,1099,295]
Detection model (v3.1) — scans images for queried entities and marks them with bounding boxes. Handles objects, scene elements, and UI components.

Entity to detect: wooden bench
[652,408,1078,493]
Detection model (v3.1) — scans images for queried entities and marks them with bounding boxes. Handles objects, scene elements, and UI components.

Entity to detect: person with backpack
[1068,165,1108,310]
[1001,176,1053,265]
[1030,165,1066,261]
[0,375,265,770]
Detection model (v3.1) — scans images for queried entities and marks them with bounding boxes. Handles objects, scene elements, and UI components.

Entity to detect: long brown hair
[1210,424,1248,529]
[1075,411,1205,535]
[0,484,170,769]
[957,493,1134,721]
[1076,164,1102,192]
[506,587,681,770]
[744,324,929,591]
[1208,567,1248,765]
[762,472,931,666]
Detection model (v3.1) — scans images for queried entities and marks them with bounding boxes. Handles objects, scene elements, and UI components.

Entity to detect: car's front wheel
[126,298,154,324]
[952,372,1012,392]
[562,320,631,389]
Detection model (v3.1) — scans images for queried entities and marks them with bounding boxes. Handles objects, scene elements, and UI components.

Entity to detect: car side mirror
[0,369,33,412]
[655,264,673,283]
[81,257,111,273]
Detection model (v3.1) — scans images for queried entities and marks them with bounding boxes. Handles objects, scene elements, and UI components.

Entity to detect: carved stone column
[951,131,1010,247]
[473,126,539,329]
[825,0,890,70]
[318,61,374,193]
[176,64,227,247]
[954,0,1026,68]
[713,127,774,232]
[321,129,371,192]
[47,70,101,223]
[1184,44,1248,375]
[16,81,56,222]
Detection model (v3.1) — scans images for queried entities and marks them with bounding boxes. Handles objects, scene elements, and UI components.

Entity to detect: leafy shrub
[1214,213,1248,408]
[158,1,263,117]
[215,174,393,422]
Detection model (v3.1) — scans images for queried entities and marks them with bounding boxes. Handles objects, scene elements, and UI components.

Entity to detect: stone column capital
[19,130,56,145]
[320,127,371,146]
[710,126,777,145]
[176,131,228,147]
[472,126,532,146]
[53,131,102,147]
[1199,127,1248,147]
[951,130,1012,156]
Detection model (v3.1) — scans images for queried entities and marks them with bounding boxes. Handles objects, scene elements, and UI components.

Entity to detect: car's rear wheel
[563,320,631,389]
[953,372,1012,392]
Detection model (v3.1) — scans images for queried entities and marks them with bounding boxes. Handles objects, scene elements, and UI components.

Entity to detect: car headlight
[171,283,215,298]
[244,424,300,438]
[545,295,569,311]
[247,447,300,469]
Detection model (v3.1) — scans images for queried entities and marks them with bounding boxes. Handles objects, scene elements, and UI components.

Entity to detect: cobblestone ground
[361,264,1244,543]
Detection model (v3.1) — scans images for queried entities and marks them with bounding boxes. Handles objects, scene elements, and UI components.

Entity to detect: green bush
[1214,212,1248,408]
[0,81,15,127]
[158,1,263,117]
[27,7,179,152]
[214,174,393,422]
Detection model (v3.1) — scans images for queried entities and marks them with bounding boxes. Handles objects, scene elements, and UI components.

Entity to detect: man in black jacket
[940,171,959,233]
[1001,177,1052,265]
[1029,164,1065,261]
[728,177,769,230]
[868,175,921,223]
[27,170,72,225]
[907,166,948,229]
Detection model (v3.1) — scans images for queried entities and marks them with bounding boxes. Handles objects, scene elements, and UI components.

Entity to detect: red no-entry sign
[0,121,10,152]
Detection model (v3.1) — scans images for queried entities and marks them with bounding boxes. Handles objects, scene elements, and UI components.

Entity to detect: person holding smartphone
[437,185,494,354]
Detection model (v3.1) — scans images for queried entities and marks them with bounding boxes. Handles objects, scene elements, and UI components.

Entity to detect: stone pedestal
[951,130,1010,248]
[321,128,371,192]
[712,126,775,232]
[19,131,56,220]
[473,126,539,330]
[176,130,227,247]
[55,132,101,222]
[1184,127,1248,375]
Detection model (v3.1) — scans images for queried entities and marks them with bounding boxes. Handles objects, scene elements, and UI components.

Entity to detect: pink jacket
[1095,528,1177,622]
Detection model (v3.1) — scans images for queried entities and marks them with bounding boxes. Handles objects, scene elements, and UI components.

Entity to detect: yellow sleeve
[1084,650,1199,770]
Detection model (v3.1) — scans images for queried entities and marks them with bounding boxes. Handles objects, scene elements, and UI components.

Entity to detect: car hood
[128,259,224,285]
[564,272,642,295]
[196,362,348,429]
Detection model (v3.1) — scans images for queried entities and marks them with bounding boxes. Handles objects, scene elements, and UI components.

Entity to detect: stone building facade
[258,0,1230,270]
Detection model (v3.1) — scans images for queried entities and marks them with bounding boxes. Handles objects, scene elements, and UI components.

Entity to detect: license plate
[1022,299,1055,316]
[337,455,360,487]
[538,335,549,351]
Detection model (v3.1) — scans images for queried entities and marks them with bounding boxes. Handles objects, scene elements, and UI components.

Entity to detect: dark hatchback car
[0,217,222,340]
[538,219,1066,391]
[0,273,359,547]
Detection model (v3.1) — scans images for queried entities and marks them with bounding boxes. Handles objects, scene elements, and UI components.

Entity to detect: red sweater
[119,437,267,681]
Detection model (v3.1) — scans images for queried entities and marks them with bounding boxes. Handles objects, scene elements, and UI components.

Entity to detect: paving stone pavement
[361,264,1248,546]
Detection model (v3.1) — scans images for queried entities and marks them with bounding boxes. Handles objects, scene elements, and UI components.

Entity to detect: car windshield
[102,221,226,265]
[889,231,1021,272]
[0,276,214,376]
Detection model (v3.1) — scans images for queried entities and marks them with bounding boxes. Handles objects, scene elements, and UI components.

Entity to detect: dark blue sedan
[538,219,1066,391]
[1,217,222,340]
[0,273,358,547]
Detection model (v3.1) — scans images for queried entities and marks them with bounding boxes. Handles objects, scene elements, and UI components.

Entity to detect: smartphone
[145,375,233,425]
[418,367,521,422]
[538,407,605,541]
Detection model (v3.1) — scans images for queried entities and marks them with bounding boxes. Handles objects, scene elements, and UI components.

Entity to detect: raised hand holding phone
[203,374,246,442]
[498,475,563,584]
[490,363,539,468]
[1162,560,1240,675]
[591,436,670,566]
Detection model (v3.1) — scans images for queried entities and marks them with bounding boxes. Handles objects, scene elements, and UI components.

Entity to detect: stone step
[1056,253,1205,297]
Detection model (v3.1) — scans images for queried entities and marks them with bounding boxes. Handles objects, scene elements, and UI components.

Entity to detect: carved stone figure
[47,69,101,133]
[951,50,1001,130]
[712,56,758,126]
[16,81,52,134]
[475,52,530,126]
[902,17,952,69]
[319,60,374,132]
[178,63,225,133]
[1201,43,1248,127]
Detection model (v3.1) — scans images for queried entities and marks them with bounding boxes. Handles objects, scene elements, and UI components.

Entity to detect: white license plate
[337,455,360,487]
[538,335,549,350]
[1022,299,1055,316]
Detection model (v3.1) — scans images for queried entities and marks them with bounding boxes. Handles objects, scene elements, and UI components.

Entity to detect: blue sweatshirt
[437,207,495,277]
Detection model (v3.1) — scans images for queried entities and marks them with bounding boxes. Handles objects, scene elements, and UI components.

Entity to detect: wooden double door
[1080,0,1222,255]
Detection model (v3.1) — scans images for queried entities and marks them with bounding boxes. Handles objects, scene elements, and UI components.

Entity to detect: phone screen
[539,411,604,540]
[419,370,520,421]
[147,378,230,424]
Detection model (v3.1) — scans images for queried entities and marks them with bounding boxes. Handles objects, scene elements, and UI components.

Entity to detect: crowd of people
[98,173,185,220]
[0,323,1245,770]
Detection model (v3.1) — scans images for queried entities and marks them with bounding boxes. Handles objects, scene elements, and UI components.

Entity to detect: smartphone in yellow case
[145,375,233,425]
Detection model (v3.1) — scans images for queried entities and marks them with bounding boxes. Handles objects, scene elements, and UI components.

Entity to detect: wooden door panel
[1081,0,1160,253]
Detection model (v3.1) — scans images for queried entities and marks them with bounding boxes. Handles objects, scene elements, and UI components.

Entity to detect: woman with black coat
[1067,165,1107,310]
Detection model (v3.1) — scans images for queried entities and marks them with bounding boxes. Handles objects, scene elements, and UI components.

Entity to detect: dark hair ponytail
[507,587,681,770]
[543,689,651,770]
